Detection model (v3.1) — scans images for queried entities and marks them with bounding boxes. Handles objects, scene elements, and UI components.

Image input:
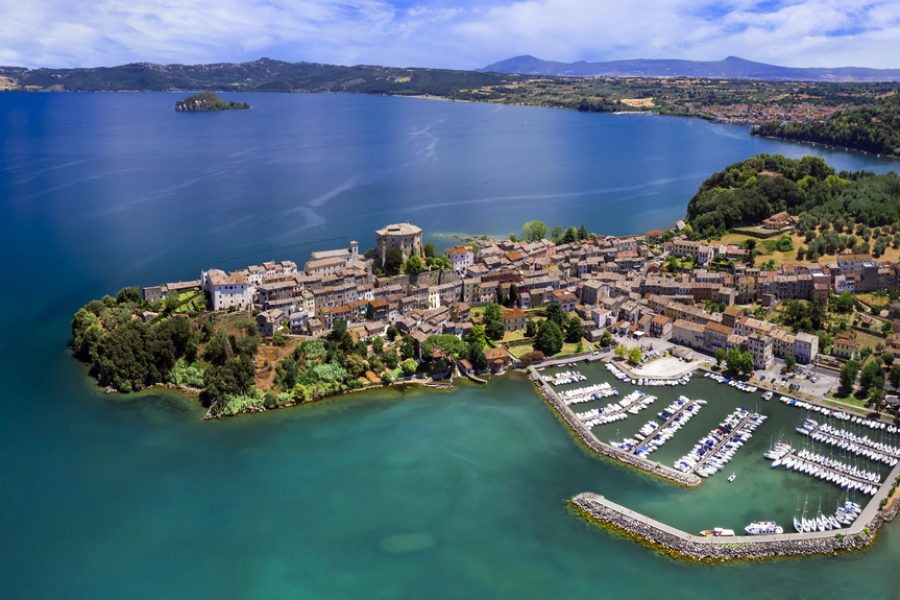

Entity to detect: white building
[201,269,254,311]
[446,245,474,274]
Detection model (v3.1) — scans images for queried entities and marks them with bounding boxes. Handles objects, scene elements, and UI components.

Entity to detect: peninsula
[175,92,249,112]
[70,152,900,559]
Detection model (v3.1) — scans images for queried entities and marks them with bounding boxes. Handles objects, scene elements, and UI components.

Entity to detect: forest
[685,154,900,239]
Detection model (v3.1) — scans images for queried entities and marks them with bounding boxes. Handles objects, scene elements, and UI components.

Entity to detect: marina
[558,382,619,405]
[578,390,657,428]
[612,396,706,457]
[796,418,900,467]
[675,408,766,477]
[779,396,900,434]
[769,445,881,496]
[535,357,900,540]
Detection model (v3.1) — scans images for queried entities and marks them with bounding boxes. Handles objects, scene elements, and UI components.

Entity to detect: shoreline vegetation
[2,57,898,157]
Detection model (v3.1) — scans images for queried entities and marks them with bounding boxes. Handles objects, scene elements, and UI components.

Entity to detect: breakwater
[528,364,702,487]
[571,474,900,562]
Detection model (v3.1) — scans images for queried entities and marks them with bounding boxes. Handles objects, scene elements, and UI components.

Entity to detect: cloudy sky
[2,0,899,69]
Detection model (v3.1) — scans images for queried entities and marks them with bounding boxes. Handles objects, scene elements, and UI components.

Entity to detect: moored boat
[700,527,735,537]
[744,521,783,535]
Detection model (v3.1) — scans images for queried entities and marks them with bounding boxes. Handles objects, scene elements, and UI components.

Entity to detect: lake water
[1,92,899,598]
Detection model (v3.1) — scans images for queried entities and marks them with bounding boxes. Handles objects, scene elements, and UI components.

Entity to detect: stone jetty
[528,363,702,487]
[571,472,900,562]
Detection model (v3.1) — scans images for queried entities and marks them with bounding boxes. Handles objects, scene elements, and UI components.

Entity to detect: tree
[614,344,627,359]
[784,353,797,372]
[838,359,859,396]
[468,343,487,372]
[483,303,505,341]
[534,320,564,356]
[405,255,424,274]
[565,316,584,343]
[544,302,565,326]
[525,319,536,337]
[725,348,754,376]
[859,361,885,398]
[832,292,856,314]
[599,330,614,348]
[519,351,545,366]
[400,358,418,376]
[384,249,404,274]
[868,386,886,409]
[889,364,900,389]
[507,284,518,308]
[715,348,726,368]
[463,324,487,348]
[562,227,578,244]
[627,347,642,365]
[115,287,141,305]
[522,220,548,242]
[577,225,589,240]
[424,242,436,259]
[431,256,451,271]
[742,239,757,265]
[422,334,467,358]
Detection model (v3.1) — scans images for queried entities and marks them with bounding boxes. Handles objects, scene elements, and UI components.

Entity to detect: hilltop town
[114,202,899,416]
[70,153,900,419]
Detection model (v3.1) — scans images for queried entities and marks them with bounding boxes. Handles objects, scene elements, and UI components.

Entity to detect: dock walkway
[692,412,753,473]
[628,399,698,454]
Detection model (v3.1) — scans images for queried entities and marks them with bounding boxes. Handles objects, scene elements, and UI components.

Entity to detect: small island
[175,92,249,112]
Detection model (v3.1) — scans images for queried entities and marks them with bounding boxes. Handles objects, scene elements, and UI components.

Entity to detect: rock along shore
[571,481,900,562]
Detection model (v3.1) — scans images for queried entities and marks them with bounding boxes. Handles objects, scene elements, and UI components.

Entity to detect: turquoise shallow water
[1,92,899,598]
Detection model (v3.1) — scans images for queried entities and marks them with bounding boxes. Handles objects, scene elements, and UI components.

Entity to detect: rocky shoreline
[571,487,900,562]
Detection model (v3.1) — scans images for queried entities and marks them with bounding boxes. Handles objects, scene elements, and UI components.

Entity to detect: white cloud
[0,0,898,69]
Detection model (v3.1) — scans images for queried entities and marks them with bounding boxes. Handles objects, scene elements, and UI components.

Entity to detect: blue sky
[2,0,899,69]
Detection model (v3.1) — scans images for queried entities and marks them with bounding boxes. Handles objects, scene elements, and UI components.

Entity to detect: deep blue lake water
[1,92,898,598]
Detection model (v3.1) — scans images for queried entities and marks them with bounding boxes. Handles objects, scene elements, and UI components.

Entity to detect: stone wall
[571,489,900,561]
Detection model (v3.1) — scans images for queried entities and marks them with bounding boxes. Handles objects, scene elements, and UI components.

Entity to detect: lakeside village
[72,210,900,557]
[76,209,900,422]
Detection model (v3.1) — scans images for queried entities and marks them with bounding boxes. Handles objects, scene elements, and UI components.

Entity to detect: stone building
[375,223,423,270]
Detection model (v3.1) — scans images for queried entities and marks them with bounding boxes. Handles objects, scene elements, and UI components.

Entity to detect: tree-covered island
[175,92,249,112]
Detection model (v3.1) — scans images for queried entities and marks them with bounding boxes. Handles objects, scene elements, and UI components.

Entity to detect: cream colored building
[375,223,423,270]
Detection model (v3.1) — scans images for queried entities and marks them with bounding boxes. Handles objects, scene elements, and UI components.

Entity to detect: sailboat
[800,496,812,533]
[793,498,802,533]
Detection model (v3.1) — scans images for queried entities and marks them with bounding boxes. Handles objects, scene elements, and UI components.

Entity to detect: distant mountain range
[480,55,900,82]
[0,58,519,93]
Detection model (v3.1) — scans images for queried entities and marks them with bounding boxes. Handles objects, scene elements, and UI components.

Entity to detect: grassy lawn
[855,330,886,352]
[173,290,207,314]
[856,293,891,312]
[502,329,530,343]
[505,340,584,359]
